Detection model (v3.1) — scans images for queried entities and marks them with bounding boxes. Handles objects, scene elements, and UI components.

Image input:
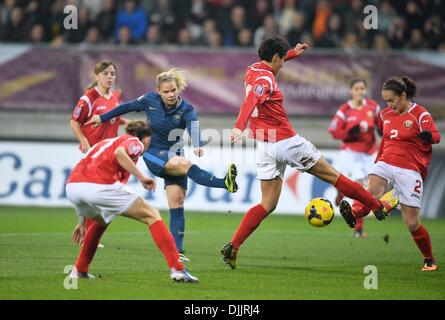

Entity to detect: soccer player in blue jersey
[88,69,238,262]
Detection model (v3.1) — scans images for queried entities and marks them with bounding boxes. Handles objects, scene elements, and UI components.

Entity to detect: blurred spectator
[342,32,359,51]
[28,23,45,43]
[379,1,396,34]
[279,0,299,35]
[114,0,148,43]
[224,5,247,46]
[84,26,100,45]
[146,23,161,45]
[206,29,223,48]
[312,0,331,41]
[406,29,425,50]
[150,0,176,42]
[96,0,116,42]
[0,0,441,51]
[254,14,279,48]
[237,28,253,47]
[1,6,26,42]
[373,34,390,52]
[316,14,343,48]
[81,0,102,20]
[286,11,306,45]
[177,27,194,46]
[247,0,270,31]
[387,16,407,49]
[116,26,136,45]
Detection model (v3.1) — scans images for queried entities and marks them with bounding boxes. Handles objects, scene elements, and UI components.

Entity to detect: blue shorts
[142,148,188,190]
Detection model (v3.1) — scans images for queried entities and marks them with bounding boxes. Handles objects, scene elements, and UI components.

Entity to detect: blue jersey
[99,92,202,151]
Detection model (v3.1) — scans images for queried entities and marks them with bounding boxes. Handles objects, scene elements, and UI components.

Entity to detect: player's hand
[231,128,243,143]
[194,147,204,157]
[140,177,156,191]
[72,223,86,245]
[348,124,361,136]
[417,130,433,143]
[86,114,102,127]
[80,139,91,153]
[293,43,309,56]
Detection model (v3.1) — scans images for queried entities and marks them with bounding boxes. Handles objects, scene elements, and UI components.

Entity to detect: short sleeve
[71,99,89,123]
[120,138,144,159]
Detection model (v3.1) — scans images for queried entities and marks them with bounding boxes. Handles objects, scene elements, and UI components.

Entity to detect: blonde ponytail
[156,68,187,92]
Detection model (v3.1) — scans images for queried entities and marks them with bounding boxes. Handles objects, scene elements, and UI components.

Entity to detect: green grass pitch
[0,206,444,300]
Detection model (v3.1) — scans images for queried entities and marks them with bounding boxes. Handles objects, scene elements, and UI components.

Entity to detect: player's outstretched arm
[86,99,145,127]
[285,43,308,62]
[114,147,156,191]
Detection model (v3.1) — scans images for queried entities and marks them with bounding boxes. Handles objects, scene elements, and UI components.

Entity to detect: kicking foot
[339,200,356,229]
[373,191,399,220]
[170,268,199,283]
[69,267,95,279]
[220,242,238,269]
[224,163,238,193]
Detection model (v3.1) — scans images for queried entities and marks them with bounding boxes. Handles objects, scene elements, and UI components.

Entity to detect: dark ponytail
[382,76,417,99]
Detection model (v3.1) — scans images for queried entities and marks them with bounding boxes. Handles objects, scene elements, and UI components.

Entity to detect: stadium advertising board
[0,141,340,214]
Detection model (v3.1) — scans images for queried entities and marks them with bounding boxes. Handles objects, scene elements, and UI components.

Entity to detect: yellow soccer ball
[305,197,335,228]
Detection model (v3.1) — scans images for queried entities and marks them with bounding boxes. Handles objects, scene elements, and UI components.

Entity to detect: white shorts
[66,182,140,224]
[336,150,375,181]
[256,135,322,180]
[369,161,423,208]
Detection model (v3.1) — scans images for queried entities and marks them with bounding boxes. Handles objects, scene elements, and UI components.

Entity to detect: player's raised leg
[308,157,396,223]
[222,178,282,269]
[123,197,199,282]
[164,156,238,193]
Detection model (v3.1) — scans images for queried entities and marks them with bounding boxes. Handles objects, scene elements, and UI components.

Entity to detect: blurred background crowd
[1,0,444,51]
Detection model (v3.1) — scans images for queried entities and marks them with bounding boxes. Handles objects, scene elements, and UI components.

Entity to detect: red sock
[85,218,94,230]
[410,225,434,260]
[352,200,372,218]
[232,204,269,250]
[75,220,107,273]
[355,218,364,231]
[149,220,184,271]
[335,175,381,211]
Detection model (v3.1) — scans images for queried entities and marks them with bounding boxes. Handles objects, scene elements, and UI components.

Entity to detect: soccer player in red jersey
[220,37,397,269]
[329,79,381,238]
[339,76,440,271]
[70,60,128,248]
[70,60,127,153]
[66,120,198,282]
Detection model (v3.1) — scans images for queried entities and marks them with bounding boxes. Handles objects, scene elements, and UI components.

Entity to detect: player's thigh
[367,174,388,199]
[400,204,421,233]
[164,156,192,176]
[393,167,423,208]
[308,156,340,185]
[280,135,323,174]
[165,184,186,208]
[256,141,286,180]
[260,177,283,213]
[123,197,161,225]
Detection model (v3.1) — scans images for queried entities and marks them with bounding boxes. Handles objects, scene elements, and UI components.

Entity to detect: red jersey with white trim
[67,134,144,185]
[376,103,440,180]
[234,61,296,142]
[328,99,380,154]
[71,87,124,149]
